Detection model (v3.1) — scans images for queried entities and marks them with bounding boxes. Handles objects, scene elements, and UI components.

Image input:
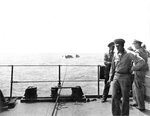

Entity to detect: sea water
[0,53,105,97]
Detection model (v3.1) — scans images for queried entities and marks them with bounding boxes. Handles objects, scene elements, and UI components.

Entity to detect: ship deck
[1,98,150,116]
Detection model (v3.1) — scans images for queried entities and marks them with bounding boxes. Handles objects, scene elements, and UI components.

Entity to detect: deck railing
[0,65,104,98]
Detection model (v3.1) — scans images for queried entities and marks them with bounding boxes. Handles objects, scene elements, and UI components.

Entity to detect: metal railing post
[98,65,100,97]
[58,65,61,87]
[10,65,14,99]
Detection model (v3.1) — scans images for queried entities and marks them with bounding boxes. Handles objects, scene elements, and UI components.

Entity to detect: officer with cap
[114,38,125,46]
[101,41,114,103]
[133,39,142,45]
[131,39,148,111]
[108,38,145,116]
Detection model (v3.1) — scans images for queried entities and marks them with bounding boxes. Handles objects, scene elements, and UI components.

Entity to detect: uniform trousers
[102,73,110,100]
[112,73,131,116]
[132,71,145,109]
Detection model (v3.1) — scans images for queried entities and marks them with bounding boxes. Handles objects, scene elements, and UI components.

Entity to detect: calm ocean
[0,53,105,97]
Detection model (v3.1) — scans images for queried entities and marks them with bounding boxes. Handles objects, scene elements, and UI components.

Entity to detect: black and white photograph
[0,0,150,116]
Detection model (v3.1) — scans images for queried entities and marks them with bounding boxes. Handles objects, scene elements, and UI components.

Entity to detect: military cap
[132,39,142,45]
[108,42,114,47]
[114,39,125,45]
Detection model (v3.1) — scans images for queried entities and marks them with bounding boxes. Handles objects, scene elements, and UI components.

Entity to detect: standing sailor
[131,39,148,111]
[101,42,114,103]
[108,39,145,116]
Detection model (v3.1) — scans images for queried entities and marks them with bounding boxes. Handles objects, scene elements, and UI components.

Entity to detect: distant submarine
[64,54,80,59]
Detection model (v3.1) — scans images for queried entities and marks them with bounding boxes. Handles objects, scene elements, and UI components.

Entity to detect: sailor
[131,39,148,111]
[101,42,114,103]
[142,44,150,57]
[108,38,145,116]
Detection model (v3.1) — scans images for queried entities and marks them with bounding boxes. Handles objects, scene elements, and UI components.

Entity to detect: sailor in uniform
[101,42,114,103]
[131,39,148,111]
[108,39,145,116]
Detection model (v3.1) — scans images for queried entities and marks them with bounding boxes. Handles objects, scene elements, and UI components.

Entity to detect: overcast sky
[0,0,150,54]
